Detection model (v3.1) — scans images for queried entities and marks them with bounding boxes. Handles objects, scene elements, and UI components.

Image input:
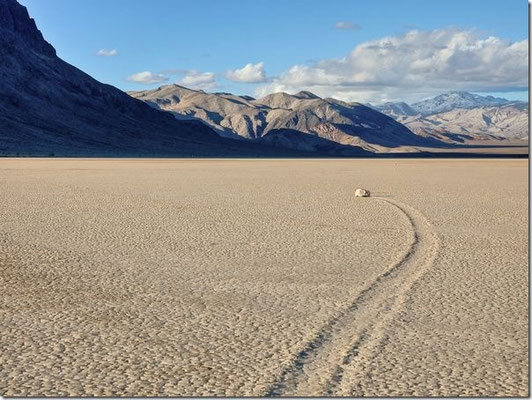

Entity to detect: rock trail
[265,197,440,397]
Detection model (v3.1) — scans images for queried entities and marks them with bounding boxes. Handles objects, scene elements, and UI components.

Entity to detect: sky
[20,0,529,104]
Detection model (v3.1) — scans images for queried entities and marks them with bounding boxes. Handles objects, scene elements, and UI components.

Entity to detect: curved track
[264,197,440,397]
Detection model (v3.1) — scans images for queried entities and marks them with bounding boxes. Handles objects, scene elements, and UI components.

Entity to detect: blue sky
[20,0,528,103]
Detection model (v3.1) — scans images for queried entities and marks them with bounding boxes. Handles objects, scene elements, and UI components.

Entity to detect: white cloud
[334,21,360,31]
[180,70,217,90]
[255,29,528,103]
[127,71,168,84]
[96,49,118,57]
[225,62,267,83]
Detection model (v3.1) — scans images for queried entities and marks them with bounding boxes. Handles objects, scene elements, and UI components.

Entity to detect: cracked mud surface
[0,159,528,396]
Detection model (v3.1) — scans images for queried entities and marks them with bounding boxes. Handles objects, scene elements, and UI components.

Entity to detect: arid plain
[0,158,528,397]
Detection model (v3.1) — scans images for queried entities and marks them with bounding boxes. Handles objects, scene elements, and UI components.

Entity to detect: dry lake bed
[0,158,528,397]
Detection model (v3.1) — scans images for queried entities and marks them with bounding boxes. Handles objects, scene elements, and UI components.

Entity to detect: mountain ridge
[372,91,526,116]
[129,85,446,153]
[370,92,528,142]
[411,91,518,115]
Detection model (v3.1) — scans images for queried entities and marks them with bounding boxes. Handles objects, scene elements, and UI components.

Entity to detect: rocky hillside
[0,0,299,157]
[130,85,444,153]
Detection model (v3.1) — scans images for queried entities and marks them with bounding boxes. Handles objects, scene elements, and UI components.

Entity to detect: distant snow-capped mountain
[372,92,528,142]
[373,91,519,117]
[398,103,529,142]
[411,91,513,115]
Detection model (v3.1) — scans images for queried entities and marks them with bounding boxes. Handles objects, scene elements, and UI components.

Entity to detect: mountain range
[0,0,528,157]
[130,87,528,151]
[371,92,528,143]
[128,85,444,153]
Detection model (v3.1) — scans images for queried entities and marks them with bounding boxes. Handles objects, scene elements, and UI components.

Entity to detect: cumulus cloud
[180,70,217,90]
[127,71,168,84]
[96,49,118,57]
[255,29,528,103]
[225,62,267,83]
[334,21,360,31]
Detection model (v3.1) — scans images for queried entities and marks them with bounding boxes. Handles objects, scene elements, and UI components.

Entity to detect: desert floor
[0,158,528,397]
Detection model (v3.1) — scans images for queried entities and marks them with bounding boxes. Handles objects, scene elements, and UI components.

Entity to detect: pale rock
[355,188,370,197]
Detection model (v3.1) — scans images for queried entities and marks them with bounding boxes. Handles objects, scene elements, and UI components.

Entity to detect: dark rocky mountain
[0,0,303,157]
